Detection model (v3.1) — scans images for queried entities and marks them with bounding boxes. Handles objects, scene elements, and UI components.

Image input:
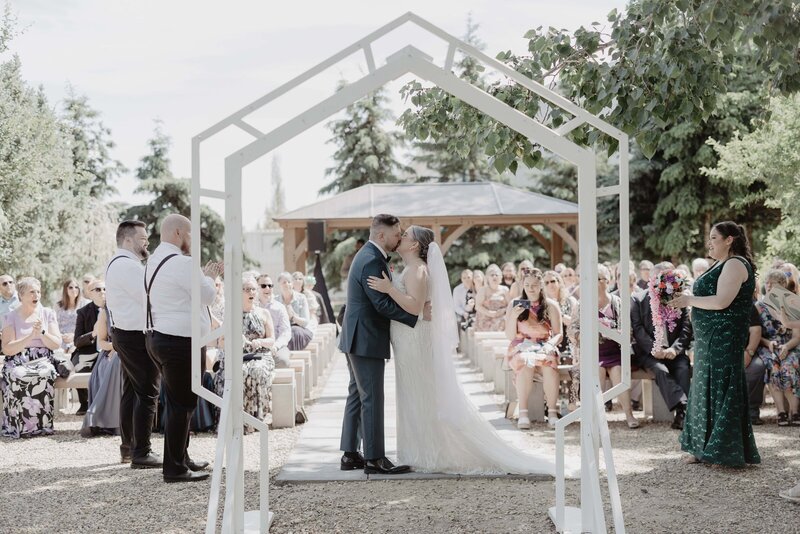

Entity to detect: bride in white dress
[368,226,572,476]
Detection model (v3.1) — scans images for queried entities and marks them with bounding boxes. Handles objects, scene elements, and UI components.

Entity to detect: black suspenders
[144,254,178,332]
[105,255,137,328]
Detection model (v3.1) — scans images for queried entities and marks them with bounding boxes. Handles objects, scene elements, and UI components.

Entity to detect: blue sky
[10,0,626,229]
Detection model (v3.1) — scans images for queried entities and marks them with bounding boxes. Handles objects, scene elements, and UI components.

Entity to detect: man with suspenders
[145,214,220,483]
[105,220,161,467]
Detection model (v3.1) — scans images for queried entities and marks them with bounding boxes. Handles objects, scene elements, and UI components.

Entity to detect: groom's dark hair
[371,214,400,230]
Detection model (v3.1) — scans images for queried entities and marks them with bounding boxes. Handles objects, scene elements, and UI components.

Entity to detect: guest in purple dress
[1,277,63,438]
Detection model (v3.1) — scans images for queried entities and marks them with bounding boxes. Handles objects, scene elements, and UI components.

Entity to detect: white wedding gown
[391,247,570,476]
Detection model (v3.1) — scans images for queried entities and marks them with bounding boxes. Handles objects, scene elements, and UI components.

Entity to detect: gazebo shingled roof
[275,182,579,271]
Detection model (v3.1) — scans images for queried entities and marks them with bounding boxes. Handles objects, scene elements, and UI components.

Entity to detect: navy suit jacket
[338,242,418,359]
[631,291,693,361]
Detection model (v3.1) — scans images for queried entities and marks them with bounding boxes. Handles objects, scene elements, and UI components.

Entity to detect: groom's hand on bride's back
[423,301,432,321]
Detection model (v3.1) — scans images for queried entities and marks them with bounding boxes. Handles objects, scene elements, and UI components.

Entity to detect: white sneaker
[547,415,557,429]
[517,416,531,430]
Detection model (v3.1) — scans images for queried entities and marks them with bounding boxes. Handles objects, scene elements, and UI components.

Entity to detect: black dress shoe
[131,453,163,469]
[751,417,764,426]
[364,457,411,475]
[75,406,88,416]
[163,470,210,483]
[671,408,686,430]
[340,452,365,471]
[187,459,209,471]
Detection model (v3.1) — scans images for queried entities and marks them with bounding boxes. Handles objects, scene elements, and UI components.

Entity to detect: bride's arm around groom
[367,264,427,316]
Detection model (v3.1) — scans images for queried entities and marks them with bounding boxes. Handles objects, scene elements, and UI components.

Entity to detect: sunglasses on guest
[544,279,558,285]
[92,287,106,292]
[260,283,274,289]
[1,281,14,286]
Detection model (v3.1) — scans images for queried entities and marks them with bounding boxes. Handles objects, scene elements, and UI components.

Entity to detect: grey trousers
[636,353,691,411]
[340,354,385,460]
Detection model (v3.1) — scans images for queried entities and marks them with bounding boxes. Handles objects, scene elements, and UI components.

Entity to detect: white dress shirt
[368,239,388,260]
[145,242,216,338]
[105,248,146,331]
[260,299,292,350]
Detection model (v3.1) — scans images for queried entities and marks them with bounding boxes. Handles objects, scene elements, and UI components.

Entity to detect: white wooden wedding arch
[190,12,631,533]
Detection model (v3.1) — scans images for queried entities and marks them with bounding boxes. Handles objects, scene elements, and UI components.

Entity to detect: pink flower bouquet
[648,269,687,355]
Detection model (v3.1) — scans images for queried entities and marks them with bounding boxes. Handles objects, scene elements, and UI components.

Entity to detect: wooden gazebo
[275,182,579,272]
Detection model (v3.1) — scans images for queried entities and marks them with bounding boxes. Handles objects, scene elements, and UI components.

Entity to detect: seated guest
[54,278,88,351]
[505,270,563,429]
[500,262,516,289]
[637,260,654,291]
[256,274,291,368]
[276,272,314,351]
[755,270,800,425]
[0,274,20,353]
[745,297,766,425]
[304,275,331,325]
[452,269,476,330]
[293,272,321,329]
[561,267,578,292]
[543,270,577,354]
[1,277,62,438]
[570,265,639,428]
[781,262,800,294]
[211,275,225,321]
[213,276,276,433]
[692,258,710,280]
[472,269,485,294]
[475,264,509,332]
[508,260,535,300]
[631,262,693,430]
[81,307,121,436]
[72,280,106,415]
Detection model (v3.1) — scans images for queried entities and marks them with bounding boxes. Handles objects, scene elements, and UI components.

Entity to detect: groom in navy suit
[339,214,419,474]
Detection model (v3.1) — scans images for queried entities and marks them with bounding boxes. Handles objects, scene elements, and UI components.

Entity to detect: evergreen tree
[260,154,286,230]
[403,14,498,182]
[320,85,411,195]
[124,123,226,263]
[61,85,126,197]
[0,53,115,294]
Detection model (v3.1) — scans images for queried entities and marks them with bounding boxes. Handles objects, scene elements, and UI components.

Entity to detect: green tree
[124,124,226,263]
[403,14,499,182]
[0,52,116,295]
[704,94,800,264]
[259,154,286,230]
[320,85,411,195]
[61,85,126,197]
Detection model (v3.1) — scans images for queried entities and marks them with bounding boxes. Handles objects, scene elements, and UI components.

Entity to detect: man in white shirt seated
[144,214,220,483]
[256,274,292,368]
[452,268,476,328]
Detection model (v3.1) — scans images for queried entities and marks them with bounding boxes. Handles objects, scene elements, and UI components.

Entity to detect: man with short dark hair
[106,219,160,466]
[339,214,418,475]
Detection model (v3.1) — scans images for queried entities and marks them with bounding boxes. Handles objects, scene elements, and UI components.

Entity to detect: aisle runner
[276,353,546,482]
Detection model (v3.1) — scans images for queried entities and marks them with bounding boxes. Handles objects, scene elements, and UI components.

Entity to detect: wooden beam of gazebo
[275,182,579,272]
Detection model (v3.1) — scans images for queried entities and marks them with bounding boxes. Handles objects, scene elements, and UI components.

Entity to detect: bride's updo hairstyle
[409,226,435,262]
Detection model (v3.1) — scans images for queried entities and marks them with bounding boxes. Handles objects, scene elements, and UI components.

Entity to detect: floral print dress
[1,307,59,438]
[213,310,276,433]
[755,301,800,394]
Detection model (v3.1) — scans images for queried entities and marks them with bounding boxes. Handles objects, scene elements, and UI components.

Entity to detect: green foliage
[321,85,411,195]
[0,54,116,296]
[124,124,226,263]
[61,85,126,197]
[400,15,499,182]
[704,94,800,264]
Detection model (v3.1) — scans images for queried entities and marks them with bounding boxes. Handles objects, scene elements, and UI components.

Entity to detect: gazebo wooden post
[550,232,564,268]
[282,226,306,273]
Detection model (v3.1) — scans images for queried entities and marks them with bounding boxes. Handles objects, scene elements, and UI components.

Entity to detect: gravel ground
[2,383,798,533]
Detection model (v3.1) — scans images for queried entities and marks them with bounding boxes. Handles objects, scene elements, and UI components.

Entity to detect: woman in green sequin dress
[668,222,760,467]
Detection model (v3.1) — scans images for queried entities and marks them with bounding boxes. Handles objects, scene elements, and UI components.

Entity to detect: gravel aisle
[1,398,796,533]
